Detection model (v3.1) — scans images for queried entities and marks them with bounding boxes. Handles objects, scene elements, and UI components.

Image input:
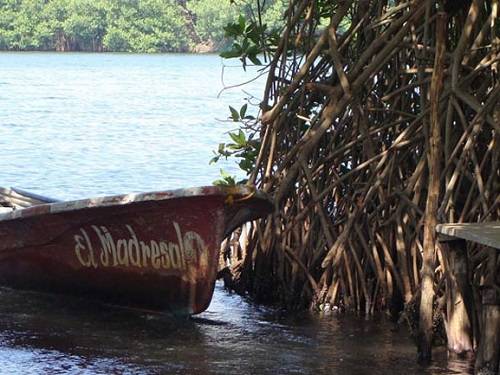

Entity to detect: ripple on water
[0,284,475,375]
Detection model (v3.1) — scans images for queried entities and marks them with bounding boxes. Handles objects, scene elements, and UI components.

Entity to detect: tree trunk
[418,11,447,363]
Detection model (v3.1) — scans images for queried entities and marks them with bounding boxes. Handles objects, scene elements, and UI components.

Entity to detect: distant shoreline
[0,42,220,54]
[0,50,221,55]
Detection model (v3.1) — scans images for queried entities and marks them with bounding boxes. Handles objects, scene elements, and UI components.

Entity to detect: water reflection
[0,285,473,374]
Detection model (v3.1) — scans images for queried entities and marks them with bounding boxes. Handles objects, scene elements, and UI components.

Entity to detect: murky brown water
[0,284,473,374]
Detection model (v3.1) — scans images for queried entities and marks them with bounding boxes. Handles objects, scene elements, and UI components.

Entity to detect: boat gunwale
[0,185,268,223]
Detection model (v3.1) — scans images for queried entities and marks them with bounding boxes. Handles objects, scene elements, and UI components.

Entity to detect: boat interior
[0,187,57,212]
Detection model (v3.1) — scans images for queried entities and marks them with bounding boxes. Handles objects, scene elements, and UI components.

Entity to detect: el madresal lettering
[74,222,206,270]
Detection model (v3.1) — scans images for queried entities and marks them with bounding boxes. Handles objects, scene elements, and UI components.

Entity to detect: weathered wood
[440,240,475,354]
[475,292,500,375]
[437,228,500,373]
[475,245,500,375]
[418,11,447,363]
[436,223,500,250]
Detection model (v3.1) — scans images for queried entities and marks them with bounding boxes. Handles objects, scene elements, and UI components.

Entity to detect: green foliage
[227,104,255,122]
[0,0,288,52]
[220,14,265,69]
[102,26,129,51]
[128,0,189,52]
[186,0,239,48]
[261,0,286,30]
[63,0,107,50]
[211,2,285,185]
[211,131,259,183]
[213,169,237,187]
[5,0,48,50]
[218,0,284,68]
[210,104,260,184]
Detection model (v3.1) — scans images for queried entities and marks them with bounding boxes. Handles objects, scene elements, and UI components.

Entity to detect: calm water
[0,52,261,199]
[0,52,473,374]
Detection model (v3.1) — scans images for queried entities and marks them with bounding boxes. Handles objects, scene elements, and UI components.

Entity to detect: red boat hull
[0,186,272,315]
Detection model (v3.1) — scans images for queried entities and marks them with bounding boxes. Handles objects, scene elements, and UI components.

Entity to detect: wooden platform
[437,222,500,373]
[436,222,500,250]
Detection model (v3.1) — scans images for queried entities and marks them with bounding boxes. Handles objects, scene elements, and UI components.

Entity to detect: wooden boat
[0,186,272,315]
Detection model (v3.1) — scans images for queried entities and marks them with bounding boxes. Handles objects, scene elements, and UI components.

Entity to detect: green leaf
[213,169,237,187]
[227,143,240,150]
[239,158,253,172]
[248,54,262,65]
[241,38,249,51]
[223,23,242,38]
[240,56,247,71]
[229,130,246,146]
[247,44,260,55]
[239,104,247,118]
[246,23,262,42]
[238,14,245,33]
[229,132,240,144]
[220,47,242,59]
[237,129,246,145]
[229,106,240,121]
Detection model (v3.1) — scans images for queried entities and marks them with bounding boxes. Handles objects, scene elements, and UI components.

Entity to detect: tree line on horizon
[0,0,285,52]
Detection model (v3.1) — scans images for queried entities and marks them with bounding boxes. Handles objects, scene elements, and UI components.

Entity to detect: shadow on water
[0,287,215,374]
[0,284,474,375]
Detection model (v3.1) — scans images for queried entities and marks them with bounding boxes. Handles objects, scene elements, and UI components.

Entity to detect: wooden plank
[436,222,500,250]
